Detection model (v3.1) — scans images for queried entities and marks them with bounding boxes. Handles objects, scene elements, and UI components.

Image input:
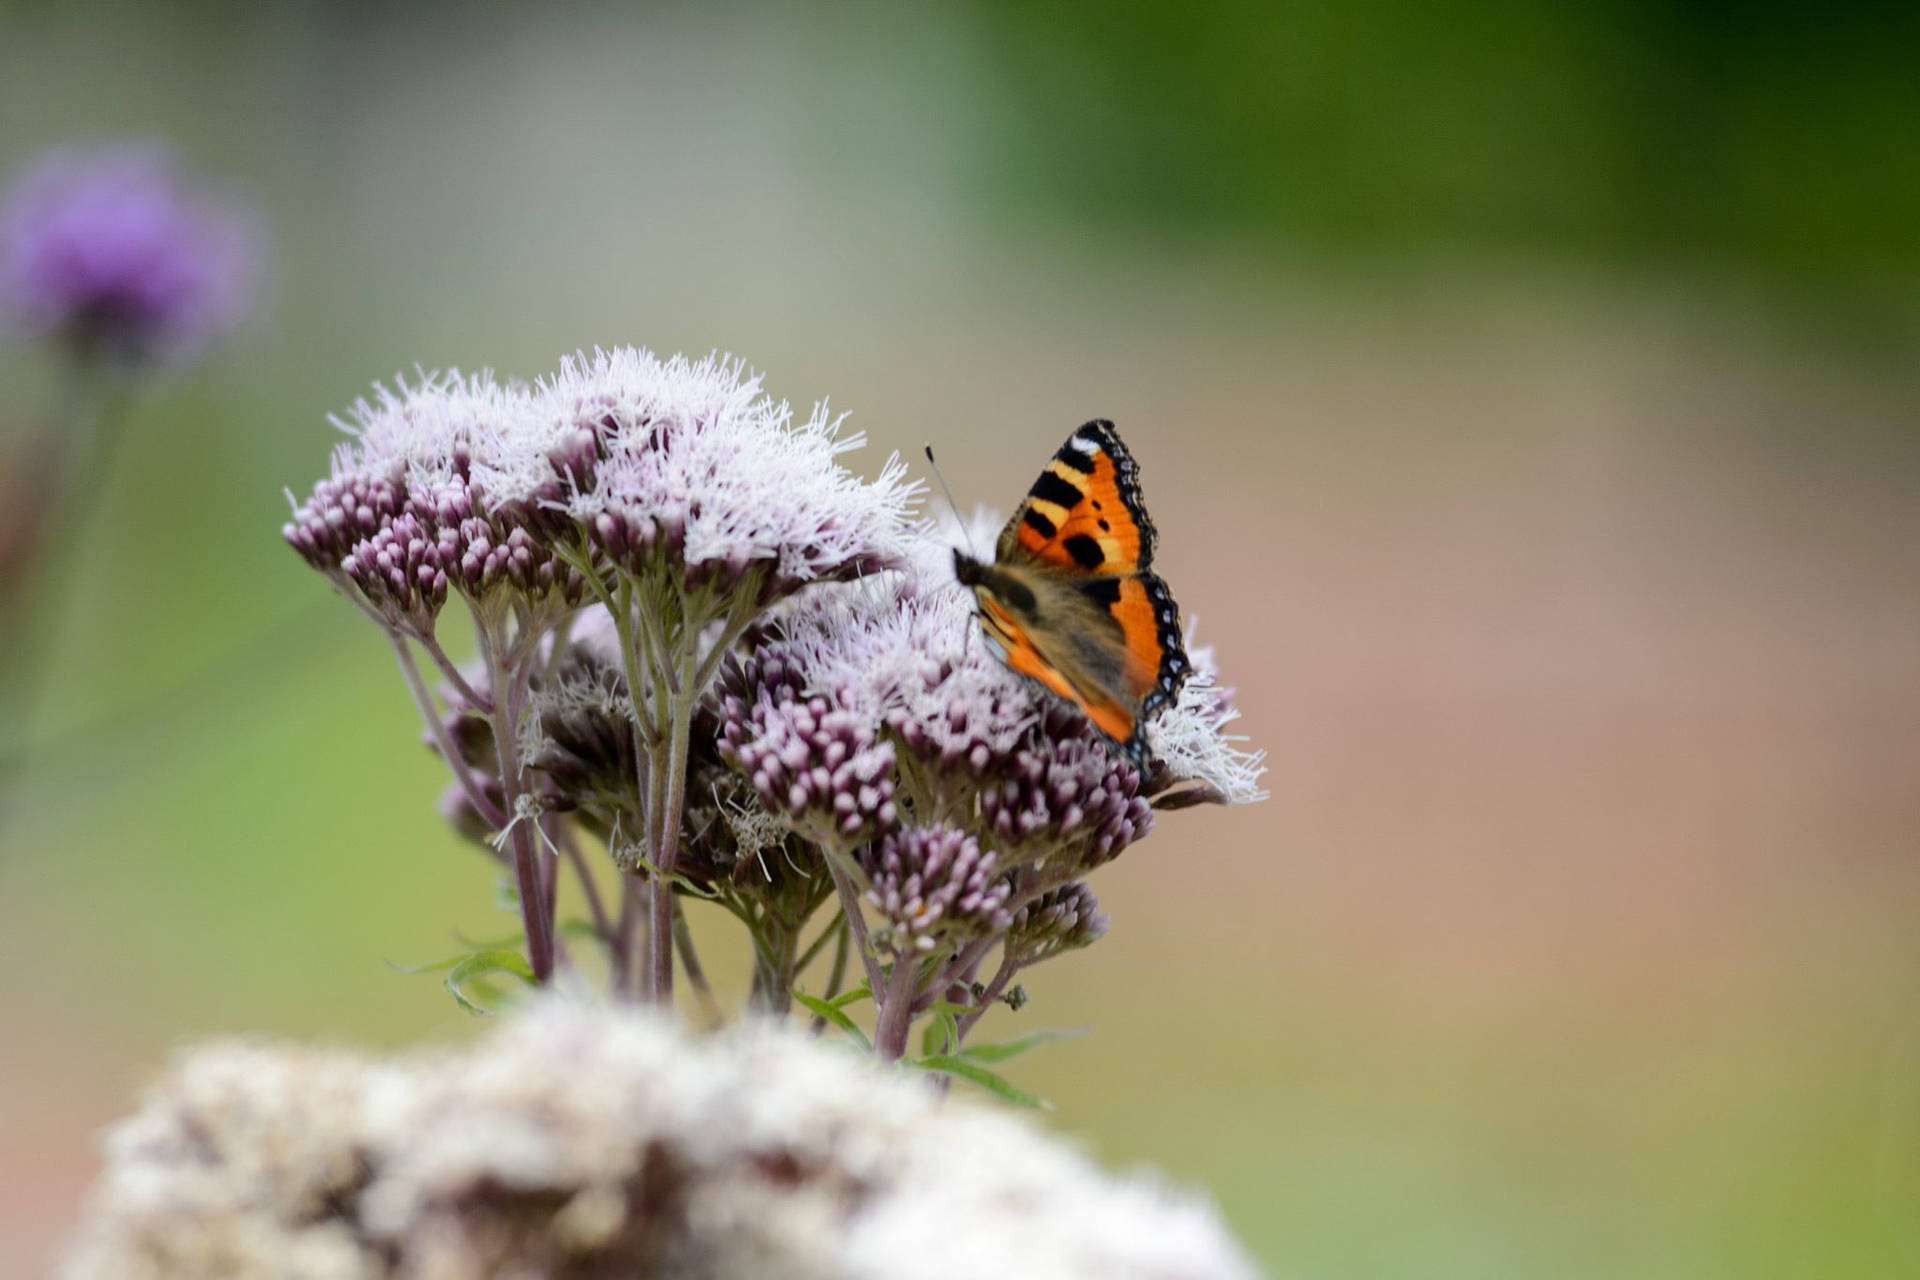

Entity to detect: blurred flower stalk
[282,346,1266,1081]
[0,143,258,794]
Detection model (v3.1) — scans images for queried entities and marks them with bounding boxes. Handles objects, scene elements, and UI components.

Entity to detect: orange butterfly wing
[1005,420,1157,574]
[992,421,1191,763]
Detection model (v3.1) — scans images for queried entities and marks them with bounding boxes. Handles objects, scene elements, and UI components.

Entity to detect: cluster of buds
[282,373,590,636]
[1006,881,1109,967]
[521,644,641,832]
[861,824,1013,957]
[715,645,898,843]
[975,703,1152,871]
[281,466,403,575]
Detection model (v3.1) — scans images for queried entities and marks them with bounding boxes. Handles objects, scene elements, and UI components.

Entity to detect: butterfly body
[953,421,1189,766]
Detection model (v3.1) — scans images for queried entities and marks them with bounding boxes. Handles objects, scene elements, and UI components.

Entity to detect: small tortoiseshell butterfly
[953,420,1190,766]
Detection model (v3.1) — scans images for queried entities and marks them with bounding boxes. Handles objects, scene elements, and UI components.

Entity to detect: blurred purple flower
[0,143,258,366]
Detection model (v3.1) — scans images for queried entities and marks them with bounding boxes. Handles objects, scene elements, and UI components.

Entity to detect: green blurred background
[4,1,1919,1274]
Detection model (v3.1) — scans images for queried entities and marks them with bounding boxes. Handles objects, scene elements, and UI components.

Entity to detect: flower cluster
[283,372,589,635]
[716,644,898,841]
[479,348,917,605]
[862,824,1013,956]
[1007,881,1109,967]
[978,703,1151,869]
[60,1000,1259,1280]
[705,518,1262,1054]
[1,144,257,365]
[282,347,1264,1061]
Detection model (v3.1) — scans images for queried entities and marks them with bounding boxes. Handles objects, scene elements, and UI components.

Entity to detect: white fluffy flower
[1144,622,1269,805]
[60,996,1259,1280]
[485,347,920,598]
[328,368,533,494]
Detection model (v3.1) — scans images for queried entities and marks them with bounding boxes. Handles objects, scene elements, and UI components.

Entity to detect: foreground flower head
[0,143,257,365]
[60,998,1259,1280]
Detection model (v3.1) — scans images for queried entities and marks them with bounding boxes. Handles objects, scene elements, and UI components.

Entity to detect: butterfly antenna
[923,444,980,557]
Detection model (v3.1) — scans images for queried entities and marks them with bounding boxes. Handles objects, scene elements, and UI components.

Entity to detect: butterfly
[953,420,1190,767]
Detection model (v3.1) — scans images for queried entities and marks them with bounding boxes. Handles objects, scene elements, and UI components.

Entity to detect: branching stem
[388,634,505,831]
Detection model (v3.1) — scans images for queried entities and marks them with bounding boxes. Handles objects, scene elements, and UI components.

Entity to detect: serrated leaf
[959,1027,1085,1064]
[793,992,872,1051]
[910,1054,1051,1110]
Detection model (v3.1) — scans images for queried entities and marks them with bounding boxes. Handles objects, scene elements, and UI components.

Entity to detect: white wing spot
[1066,434,1099,456]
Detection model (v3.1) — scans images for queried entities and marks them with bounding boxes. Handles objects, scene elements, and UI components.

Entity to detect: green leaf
[389,947,535,1016]
[959,1027,1085,1064]
[442,948,537,1015]
[921,1009,960,1058]
[828,982,874,1010]
[793,992,872,1051]
[910,1054,1052,1110]
[559,917,603,941]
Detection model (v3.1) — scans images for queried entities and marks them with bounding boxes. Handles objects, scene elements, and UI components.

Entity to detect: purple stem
[823,856,885,998]
[872,956,920,1062]
[955,948,1023,1043]
[388,634,505,830]
[487,639,554,983]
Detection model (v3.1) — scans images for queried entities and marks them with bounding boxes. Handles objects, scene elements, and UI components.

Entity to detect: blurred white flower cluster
[60,998,1258,1280]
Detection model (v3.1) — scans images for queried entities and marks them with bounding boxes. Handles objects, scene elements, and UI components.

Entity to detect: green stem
[0,365,130,823]
[809,918,852,1036]
[645,646,696,1003]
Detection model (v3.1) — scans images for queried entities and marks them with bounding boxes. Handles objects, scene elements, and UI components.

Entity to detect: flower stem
[612,875,642,998]
[955,948,1023,1044]
[873,956,920,1062]
[488,642,554,983]
[417,631,490,712]
[824,855,885,998]
[0,364,128,825]
[388,633,505,830]
[553,820,614,944]
[645,650,696,1004]
[809,919,852,1036]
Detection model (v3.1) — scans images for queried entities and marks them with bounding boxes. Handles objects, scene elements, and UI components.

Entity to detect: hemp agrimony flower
[280,344,1265,1096]
[484,348,919,1001]
[710,518,1262,1061]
